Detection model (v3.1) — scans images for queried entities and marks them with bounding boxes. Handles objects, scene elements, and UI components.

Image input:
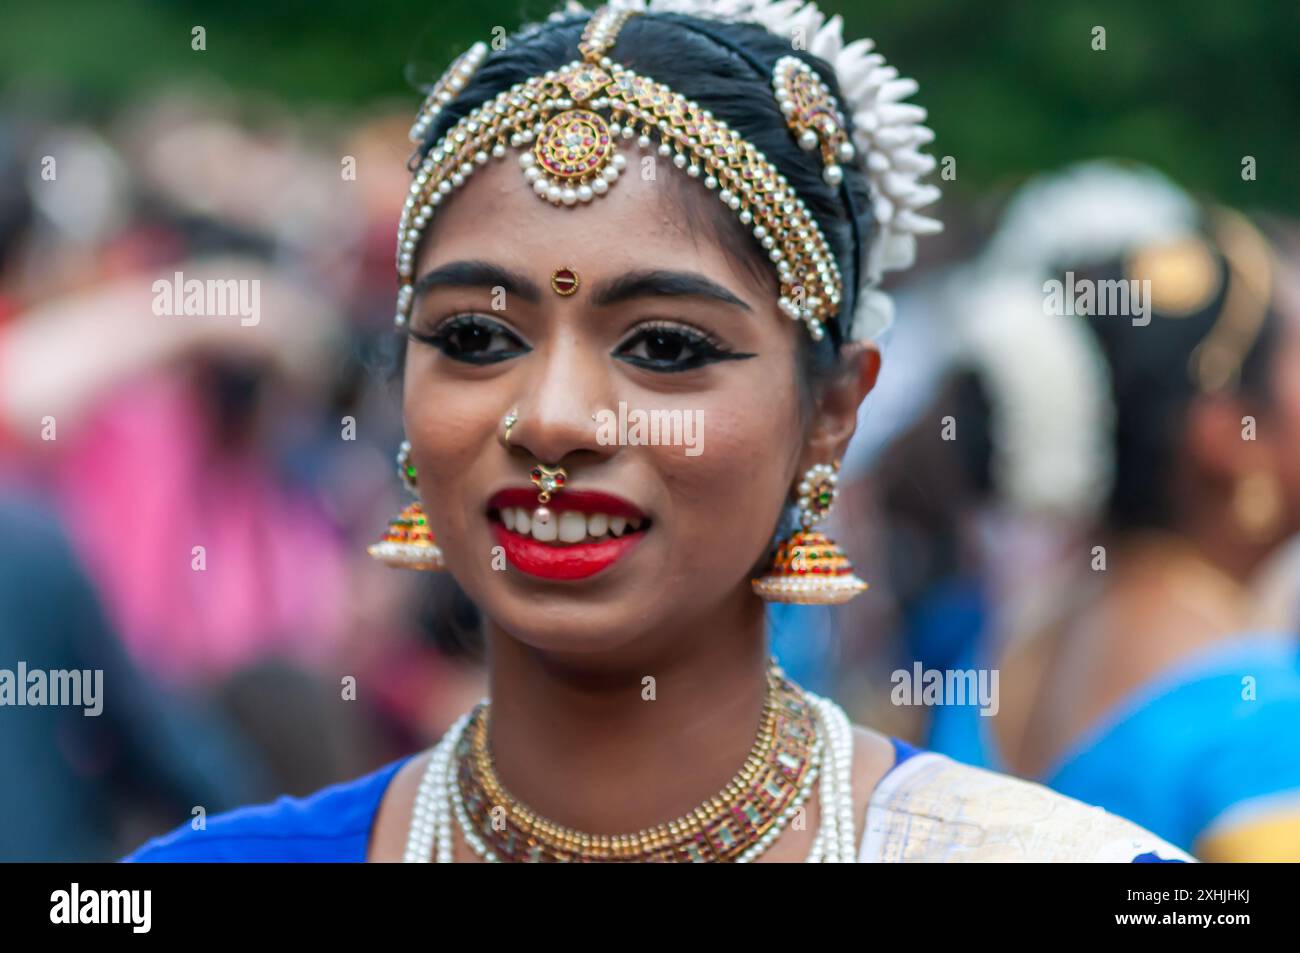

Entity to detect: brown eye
[615,323,736,373]
[410,315,528,364]
[446,323,494,355]
[643,330,686,362]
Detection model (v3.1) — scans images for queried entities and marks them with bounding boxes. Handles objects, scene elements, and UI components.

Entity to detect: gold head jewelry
[408,41,490,145]
[394,5,844,341]
[1123,209,1276,395]
[1124,236,1221,318]
[772,55,855,187]
[1188,209,1275,395]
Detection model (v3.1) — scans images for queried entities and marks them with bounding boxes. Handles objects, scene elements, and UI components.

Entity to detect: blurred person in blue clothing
[0,497,266,860]
[927,163,1300,860]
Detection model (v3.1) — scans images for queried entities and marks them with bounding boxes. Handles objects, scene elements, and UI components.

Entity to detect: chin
[488,593,658,657]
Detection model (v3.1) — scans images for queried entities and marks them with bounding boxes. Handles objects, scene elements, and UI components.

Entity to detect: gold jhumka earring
[752,460,867,604]
[368,440,445,571]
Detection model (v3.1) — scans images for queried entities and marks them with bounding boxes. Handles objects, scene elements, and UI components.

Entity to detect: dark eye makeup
[613,320,755,373]
[408,314,756,372]
[408,314,529,365]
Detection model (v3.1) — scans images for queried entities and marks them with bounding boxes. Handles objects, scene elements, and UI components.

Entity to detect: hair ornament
[772,55,854,187]
[396,4,843,341]
[618,0,943,341]
[397,0,941,346]
[408,41,490,145]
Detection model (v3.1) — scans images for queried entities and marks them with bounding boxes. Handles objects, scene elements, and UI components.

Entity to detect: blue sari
[929,634,1300,860]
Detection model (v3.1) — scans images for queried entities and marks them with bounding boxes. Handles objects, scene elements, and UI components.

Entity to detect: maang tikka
[394,5,848,342]
[395,1,943,350]
[752,460,867,604]
[368,439,446,571]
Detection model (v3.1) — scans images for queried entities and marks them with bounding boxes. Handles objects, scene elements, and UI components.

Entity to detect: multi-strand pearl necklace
[402,684,859,863]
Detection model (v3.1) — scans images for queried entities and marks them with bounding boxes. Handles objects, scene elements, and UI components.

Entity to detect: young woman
[124,2,1188,863]
[927,163,1300,861]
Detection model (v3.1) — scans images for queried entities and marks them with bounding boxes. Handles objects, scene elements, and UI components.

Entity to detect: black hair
[1073,220,1283,532]
[398,9,875,411]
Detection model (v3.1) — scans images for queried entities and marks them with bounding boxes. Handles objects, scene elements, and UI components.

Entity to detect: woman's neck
[478,588,772,834]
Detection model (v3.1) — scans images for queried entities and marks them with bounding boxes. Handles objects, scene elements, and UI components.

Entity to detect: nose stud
[499,407,519,449]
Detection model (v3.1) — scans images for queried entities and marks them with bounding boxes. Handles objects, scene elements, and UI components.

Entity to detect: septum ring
[530,463,567,506]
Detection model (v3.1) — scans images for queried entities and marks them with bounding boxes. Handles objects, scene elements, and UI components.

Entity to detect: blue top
[122,737,924,863]
[928,634,1300,856]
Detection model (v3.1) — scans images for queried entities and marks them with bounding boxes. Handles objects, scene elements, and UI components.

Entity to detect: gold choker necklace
[452,661,821,862]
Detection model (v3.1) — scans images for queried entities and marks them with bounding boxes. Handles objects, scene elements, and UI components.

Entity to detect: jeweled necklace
[457,663,814,862]
[403,662,861,863]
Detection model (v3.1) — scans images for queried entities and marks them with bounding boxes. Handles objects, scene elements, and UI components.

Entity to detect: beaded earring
[368,440,445,571]
[751,461,867,604]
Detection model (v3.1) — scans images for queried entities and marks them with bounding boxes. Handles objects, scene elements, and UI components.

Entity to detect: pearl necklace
[403,687,858,863]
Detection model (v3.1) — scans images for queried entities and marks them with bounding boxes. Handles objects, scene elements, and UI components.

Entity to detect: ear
[801,342,882,469]
[1184,395,1268,482]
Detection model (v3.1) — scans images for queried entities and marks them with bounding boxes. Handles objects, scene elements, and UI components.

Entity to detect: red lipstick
[486,487,650,580]
[490,522,645,579]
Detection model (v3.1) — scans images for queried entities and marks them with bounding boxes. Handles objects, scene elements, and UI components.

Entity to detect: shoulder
[862,749,1194,863]
[121,755,415,862]
[850,724,902,782]
[367,748,438,862]
[1059,637,1300,820]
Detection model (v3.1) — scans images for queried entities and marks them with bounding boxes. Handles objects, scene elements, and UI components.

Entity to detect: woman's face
[403,151,817,655]
[1262,267,1300,530]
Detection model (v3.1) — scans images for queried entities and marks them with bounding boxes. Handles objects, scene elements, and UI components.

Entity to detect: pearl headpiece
[396,0,941,345]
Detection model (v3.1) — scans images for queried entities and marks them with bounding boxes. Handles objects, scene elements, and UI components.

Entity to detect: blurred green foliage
[2,0,1297,210]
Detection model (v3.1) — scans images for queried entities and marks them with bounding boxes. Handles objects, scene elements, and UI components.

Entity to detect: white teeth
[530,508,557,542]
[499,506,646,543]
[558,511,587,543]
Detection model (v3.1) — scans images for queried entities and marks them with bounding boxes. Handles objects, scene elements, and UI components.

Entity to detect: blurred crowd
[0,95,489,860]
[1,90,1297,861]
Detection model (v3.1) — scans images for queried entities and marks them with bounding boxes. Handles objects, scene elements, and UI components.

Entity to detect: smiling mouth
[488,506,651,545]
[484,489,652,580]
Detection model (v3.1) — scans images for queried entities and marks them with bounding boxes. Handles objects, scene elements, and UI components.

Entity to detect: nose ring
[499,407,519,449]
[530,463,567,508]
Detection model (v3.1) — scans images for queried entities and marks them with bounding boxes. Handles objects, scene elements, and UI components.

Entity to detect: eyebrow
[413,260,542,302]
[592,269,752,312]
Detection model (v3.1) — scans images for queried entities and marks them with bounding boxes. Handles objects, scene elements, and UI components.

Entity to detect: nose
[503,330,614,469]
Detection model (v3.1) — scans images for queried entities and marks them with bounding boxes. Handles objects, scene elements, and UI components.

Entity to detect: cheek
[402,364,492,536]
[656,366,803,576]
